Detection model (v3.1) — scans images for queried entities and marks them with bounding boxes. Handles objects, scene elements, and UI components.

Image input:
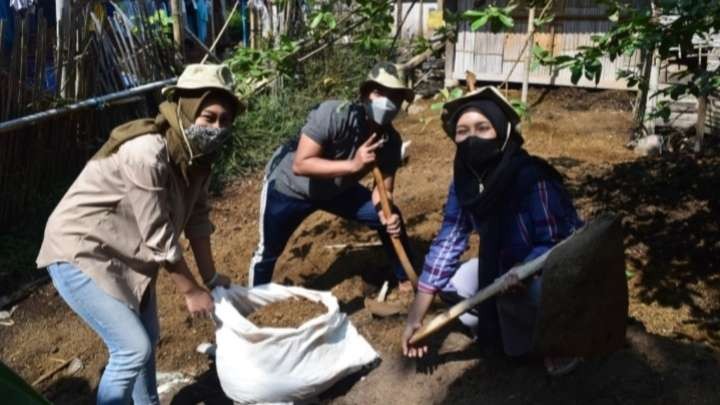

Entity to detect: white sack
[212,283,379,404]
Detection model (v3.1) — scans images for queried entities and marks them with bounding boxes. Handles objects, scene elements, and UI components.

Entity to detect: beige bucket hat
[162,63,242,112]
[360,62,415,103]
[440,86,521,136]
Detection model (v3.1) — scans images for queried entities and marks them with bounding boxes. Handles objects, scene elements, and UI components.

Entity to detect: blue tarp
[1,0,13,53]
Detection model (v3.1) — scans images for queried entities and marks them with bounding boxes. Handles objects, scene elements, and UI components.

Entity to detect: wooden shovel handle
[409,249,550,345]
[371,166,418,286]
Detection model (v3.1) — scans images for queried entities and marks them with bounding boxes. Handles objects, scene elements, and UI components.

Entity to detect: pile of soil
[248,298,327,328]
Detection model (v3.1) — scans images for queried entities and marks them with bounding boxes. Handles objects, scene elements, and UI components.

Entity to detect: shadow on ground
[556,146,720,345]
[440,322,720,405]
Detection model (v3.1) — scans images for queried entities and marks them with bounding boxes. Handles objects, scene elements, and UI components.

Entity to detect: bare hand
[499,271,525,295]
[378,210,402,236]
[402,323,429,358]
[352,133,383,173]
[184,288,214,318]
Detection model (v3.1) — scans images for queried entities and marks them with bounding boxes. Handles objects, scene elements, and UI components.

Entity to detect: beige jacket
[37,134,214,310]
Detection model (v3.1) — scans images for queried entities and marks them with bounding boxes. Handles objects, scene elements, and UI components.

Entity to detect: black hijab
[451,103,563,218]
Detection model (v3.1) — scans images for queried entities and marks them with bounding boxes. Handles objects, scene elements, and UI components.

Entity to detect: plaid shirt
[418,178,582,294]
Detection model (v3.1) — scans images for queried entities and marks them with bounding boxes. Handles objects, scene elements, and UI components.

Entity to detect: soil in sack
[248,297,328,328]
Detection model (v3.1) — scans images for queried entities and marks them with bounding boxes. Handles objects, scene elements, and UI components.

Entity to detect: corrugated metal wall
[449,0,646,90]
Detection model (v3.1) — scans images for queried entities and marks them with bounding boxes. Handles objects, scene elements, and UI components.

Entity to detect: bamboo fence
[0,1,181,228]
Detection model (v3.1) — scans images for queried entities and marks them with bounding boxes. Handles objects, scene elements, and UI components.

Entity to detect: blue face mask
[366,97,400,126]
[184,124,231,157]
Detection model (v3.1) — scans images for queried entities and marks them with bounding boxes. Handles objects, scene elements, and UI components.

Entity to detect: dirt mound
[248,298,327,328]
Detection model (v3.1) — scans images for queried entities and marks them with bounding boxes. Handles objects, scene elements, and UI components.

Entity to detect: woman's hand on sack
[205,272,232,289]
[184,287,215,317]
[378,210,402,236]
[213,273,231,288]
[402,322,428,358]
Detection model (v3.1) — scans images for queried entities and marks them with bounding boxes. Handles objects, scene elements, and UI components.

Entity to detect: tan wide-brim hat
[360,62,415,103]
[162,63,243,113]
[441,86,521,136]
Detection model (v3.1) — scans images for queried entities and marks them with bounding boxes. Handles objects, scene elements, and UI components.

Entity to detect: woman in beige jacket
[36,64,241,405]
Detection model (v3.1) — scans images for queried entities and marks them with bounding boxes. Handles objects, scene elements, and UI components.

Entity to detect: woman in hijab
[401,87,584,375]
[36,64,241,404]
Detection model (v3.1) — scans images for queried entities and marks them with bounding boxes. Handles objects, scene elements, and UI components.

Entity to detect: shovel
[409,213,628,354]
[371,166,418,286]
[409,249,548,344]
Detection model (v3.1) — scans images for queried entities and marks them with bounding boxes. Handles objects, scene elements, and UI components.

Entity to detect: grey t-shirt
[268,100,402,201]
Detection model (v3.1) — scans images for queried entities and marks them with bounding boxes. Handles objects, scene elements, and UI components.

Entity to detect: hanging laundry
[1,0,14,53]
[251,0,271,38]
[9,0,34,11]
[195,0,208,43]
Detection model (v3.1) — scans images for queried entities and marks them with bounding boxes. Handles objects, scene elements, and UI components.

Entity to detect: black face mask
[457,136,502,173]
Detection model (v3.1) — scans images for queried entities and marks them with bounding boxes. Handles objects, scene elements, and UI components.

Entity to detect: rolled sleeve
[418,184,473,293]
[184,177,215,239]
[119,160,183,264]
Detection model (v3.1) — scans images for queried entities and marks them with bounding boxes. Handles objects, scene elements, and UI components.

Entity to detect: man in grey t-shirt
[248,62,416,292]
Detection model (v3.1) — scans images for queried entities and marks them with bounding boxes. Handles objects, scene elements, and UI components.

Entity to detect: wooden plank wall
[450,0,645,90]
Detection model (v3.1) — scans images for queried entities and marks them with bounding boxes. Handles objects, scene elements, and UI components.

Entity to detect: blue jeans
[48,262,159,405]
[248,180,414,286]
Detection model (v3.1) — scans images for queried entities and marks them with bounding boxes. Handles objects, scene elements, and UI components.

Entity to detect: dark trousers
[248,180,412,286]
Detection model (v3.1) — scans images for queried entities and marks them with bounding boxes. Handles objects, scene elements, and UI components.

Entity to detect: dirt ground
[2,86,720,404]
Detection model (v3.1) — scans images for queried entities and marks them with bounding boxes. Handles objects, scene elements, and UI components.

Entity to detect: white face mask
[366,97,400,126]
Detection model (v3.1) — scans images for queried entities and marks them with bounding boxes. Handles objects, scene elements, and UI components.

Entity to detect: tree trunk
[632,46,655,140]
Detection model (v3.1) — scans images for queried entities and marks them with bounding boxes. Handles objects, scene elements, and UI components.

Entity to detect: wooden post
[395,0,402,36]
[209,0,216,45]
[417,0,424,37]
[521,6,535,104]
[644,49,660,135]
[170,0,184,57]
[55,0,69,98]
[249,6,255,48]
[442,0,456,87]
[695,95,707,153]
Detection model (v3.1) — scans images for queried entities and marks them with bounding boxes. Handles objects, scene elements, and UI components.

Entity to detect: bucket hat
[162,64,242,112]
[441,86,521,137]
[360,62,415,103]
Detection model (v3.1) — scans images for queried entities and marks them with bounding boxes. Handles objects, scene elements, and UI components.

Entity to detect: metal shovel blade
[531,212,629,356]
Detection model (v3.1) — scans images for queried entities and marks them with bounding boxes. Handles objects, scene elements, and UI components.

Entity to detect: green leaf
[498,14,514,28]
[570,65,582,84]
[431,102,444,110]
[464,10,485,17]
[450,88,464,99]
[310,13,323,29]
[471,15,490,31]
